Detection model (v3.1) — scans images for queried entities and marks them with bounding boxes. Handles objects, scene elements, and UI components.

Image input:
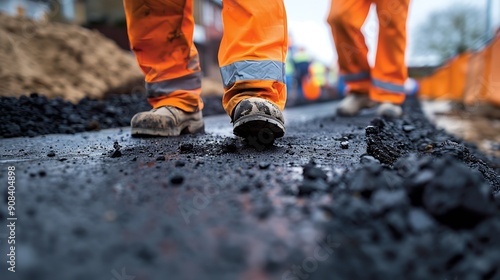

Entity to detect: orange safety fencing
[418,52,471,101]
[418,34,500,107]
[464,35,500,107]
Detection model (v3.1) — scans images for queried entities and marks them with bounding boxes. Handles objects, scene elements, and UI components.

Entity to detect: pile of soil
[0,13,226,103]
[0,12,143,102]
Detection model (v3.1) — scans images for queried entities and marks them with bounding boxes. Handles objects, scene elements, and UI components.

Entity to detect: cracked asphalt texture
[1,98,500,280]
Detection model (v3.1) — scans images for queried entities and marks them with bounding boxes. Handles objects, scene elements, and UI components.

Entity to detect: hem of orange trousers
[147,89,204,113]
[369,88,406,105]
[346,80,371,95]
[345,80,406,104]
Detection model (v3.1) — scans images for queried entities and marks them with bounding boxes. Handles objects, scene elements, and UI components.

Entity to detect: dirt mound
[0,13,143,102]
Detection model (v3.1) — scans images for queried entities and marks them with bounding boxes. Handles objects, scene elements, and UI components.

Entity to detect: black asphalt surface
[1,98,500,280]
[0,93,225,138]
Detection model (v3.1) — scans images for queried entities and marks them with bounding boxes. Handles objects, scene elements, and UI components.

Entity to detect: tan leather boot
[131,106,204,137]
[336,92,377,116]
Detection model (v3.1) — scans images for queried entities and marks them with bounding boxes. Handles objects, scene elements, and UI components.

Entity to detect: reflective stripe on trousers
[220,60,285,89]
[146,72,202,98]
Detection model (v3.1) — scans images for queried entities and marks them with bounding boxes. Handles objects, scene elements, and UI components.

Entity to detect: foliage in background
[415,5,486,64]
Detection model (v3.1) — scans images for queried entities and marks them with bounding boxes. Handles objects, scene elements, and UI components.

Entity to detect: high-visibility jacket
[293,49,312,64]
[285,54,295,76]
[310,61,327,87]
[327,0,410,104]
[124,0,288,115]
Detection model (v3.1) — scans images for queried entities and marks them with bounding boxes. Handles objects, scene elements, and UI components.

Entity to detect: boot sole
[233,114,285,140]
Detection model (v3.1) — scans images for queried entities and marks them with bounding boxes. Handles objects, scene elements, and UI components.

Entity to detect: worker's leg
[124,0,202,112]
[219,0,288,140]
[371,0,410,106]
[327,0,376,116]
[327,0,372,94]
[124,0,204,136]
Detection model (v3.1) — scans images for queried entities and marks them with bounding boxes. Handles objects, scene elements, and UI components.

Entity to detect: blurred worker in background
[292,46,312,101]
[285,35,298,104]
[327,0,410,118]
[302,60,327,102]
[309,60,327,89]
[123,0,287,142]
[285,51,297,103]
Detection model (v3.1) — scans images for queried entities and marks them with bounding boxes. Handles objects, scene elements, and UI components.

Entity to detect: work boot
[232,97,285,146]
[131,106,204,137]
[336,92,376,116]
[376,102,403,118]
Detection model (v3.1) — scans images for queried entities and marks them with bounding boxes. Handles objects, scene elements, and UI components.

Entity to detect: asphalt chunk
[156,155,166,161]
[340,141,349,149]
[110,150,122,158]
[170,174,184,185]
[259,161,271,170]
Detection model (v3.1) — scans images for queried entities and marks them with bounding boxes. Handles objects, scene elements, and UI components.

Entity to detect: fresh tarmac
[1,100,499,280]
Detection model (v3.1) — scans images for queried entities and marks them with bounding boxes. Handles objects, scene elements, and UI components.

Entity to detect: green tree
[415,5,485,63]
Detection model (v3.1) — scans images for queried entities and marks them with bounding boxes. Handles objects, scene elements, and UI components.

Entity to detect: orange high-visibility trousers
[327,0,410,104]
[124,0,203,113]
[123,0,288,116]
